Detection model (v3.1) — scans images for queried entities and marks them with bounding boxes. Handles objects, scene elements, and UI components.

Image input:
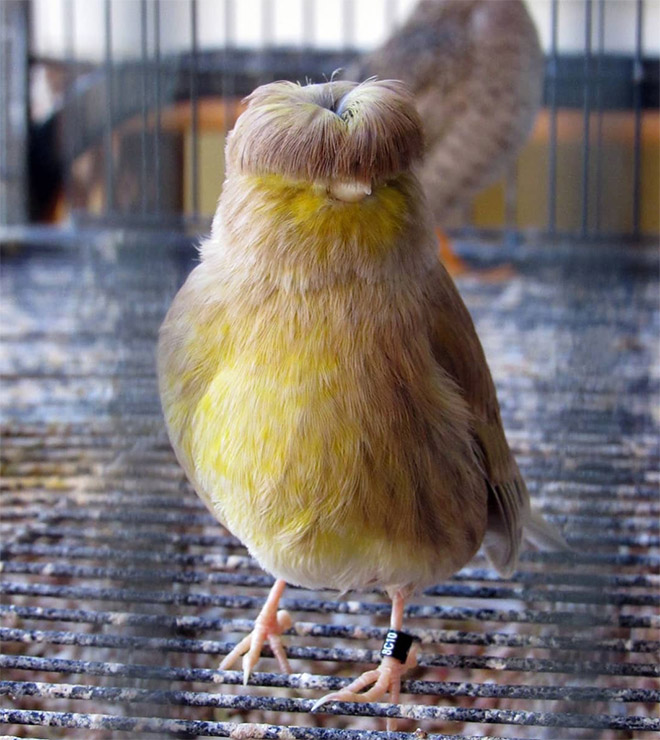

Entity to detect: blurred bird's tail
[524,508,569,552]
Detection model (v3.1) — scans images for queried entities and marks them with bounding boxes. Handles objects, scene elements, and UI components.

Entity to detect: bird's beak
[328,179,372,203]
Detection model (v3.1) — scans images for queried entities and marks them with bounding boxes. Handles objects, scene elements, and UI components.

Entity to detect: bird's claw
[311,668,382,711]
[311,648,418,723]
[220,608,293,684]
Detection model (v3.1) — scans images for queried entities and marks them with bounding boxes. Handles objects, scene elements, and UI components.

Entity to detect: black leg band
[380,629,415,663]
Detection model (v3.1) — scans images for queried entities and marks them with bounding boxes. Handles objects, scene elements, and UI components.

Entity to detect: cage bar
[580,0,593,237]
[190,0,200,217]
[153,0,162,214]
[546,0,559,235]
[140,0,149,214]
[632,0,644,238]
[104,0,115,213]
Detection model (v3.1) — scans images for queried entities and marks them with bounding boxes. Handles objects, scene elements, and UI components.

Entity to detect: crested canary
[157,78,563,727]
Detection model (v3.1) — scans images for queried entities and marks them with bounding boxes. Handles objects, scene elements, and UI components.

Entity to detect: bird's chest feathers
[191,285,431,553]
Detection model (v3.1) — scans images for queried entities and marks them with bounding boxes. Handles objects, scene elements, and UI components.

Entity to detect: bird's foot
[220,608,293,683]
[312,649,418,731]
[436,227,516,282]
[438,229,471,277]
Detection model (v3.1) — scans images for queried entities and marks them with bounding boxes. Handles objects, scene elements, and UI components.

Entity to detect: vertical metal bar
[384,0,398,31]
[140,0,149,214]
[342,0,355,51]
[0,2,7,224]
[104,0,115,214]
[503,164,518,244]
[0,1,30,225]
[301,0,314,45]
[258,0,274,84]
[261,0,273,48]
[300,0,315,78]
[631,0,644,239]
[154,0,162,214]
[222,0,236,137]
[62,0,76,212]
[580,0,593,238]
[190,0,199,217]
[63,1,76,86]
[547,0,559,236]
[594,0,605,236]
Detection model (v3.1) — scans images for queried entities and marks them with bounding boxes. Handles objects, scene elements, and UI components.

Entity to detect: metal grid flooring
[1,233,658,739]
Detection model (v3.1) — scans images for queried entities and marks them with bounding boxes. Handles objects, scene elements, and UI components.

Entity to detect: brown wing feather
[426,261,528,575]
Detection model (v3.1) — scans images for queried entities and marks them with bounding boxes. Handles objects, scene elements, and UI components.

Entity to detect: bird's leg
[312,589,418,731]
[437,227,470,277]
[220,578,292,684]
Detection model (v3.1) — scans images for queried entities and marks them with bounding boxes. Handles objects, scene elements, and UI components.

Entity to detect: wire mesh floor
[1,233,658,739]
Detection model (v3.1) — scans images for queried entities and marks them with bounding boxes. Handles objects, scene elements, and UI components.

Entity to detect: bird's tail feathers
[524,508,569,552]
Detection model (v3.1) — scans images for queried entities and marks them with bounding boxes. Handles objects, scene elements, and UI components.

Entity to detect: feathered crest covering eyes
[226,79,424,182]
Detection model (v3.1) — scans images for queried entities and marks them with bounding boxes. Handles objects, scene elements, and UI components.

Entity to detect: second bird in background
[352,0,544,275]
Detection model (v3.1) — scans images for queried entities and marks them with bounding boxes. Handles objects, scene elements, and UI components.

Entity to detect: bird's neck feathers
[202,171,437,292]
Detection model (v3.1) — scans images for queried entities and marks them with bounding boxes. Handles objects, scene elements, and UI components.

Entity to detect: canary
[352,0,544,275]
[157,79,563,727]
